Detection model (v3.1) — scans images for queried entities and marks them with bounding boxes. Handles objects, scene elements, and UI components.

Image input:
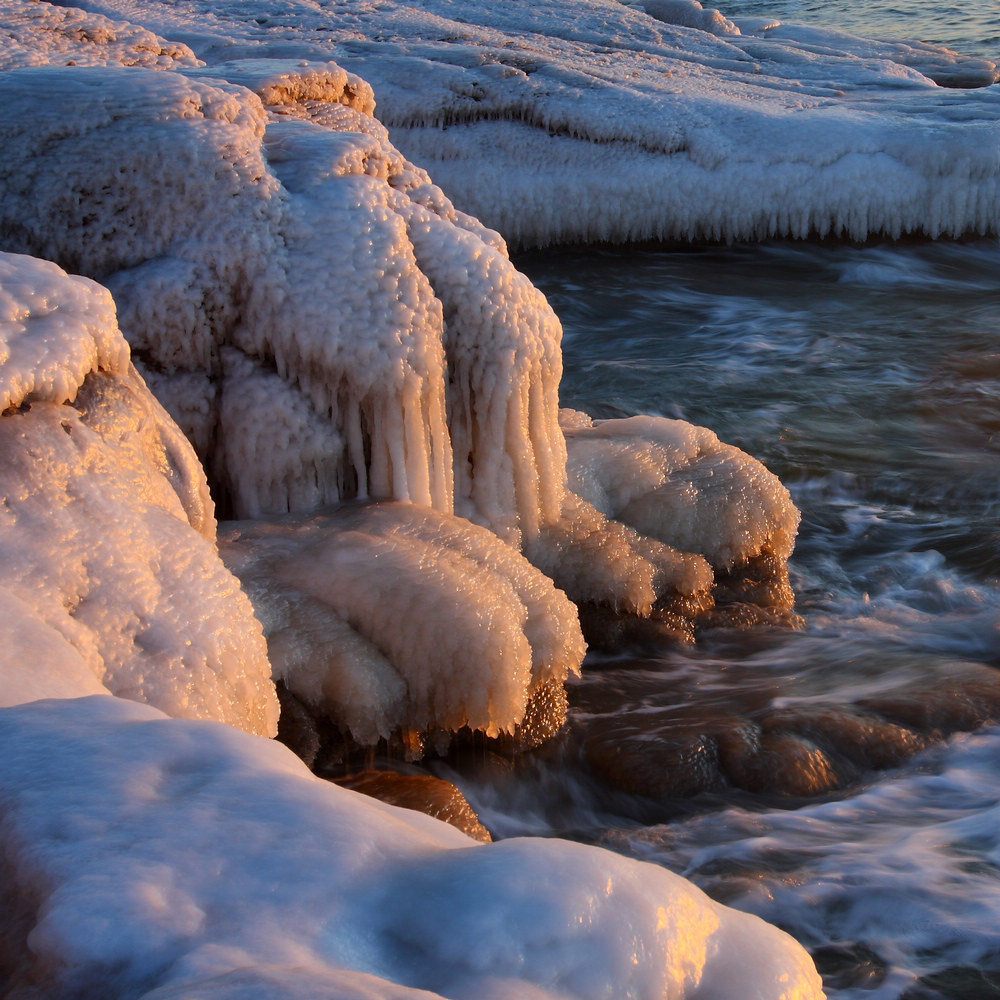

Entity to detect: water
[438,8,1000,997]
[720,0,1000,61]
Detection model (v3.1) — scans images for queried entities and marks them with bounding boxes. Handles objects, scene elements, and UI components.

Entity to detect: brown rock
[338,770,492,843]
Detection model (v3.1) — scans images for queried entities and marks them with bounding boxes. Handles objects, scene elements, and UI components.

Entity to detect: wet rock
[712,553,797,613]
[733,731,841,797]
[760,706,928,772]
[583,711,732,799]
[857,666,1000,737]
[275,682,321,769]
[337,770,492,843]
[577,603,695,652]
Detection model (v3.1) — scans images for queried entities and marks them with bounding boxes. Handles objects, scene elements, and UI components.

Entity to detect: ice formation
[50,0,1000,248]
[0,252,277,735]
[561,410,799,571]
[0,695,826,1000]
[219,502,586,747]
[0,9,831,997]
[0,56,568,550]
[0,38,777,620]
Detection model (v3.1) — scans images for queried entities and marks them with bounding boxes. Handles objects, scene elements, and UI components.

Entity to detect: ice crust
[51,0,1000,249]
[0,252,278,736]
[0,0,201,71]
[0,695,825,1000]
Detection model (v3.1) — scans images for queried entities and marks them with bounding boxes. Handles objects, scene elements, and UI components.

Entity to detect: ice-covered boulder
[561,410,799,572]
[0,251,278,736]
[0,53,787,617]
[0,61,566,549]
[219,502,586,750]
[0,694,826,1000]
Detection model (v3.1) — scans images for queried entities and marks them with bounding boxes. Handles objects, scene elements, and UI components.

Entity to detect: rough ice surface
[55,0,1000,248]
[219,502,585,746]
[0,252,278,736]
[562,410,799,570]
[0,0,201,71]
[0,695,826,1000]
[0,56,570,551]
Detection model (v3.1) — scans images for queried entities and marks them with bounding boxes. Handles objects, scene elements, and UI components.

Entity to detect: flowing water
[435,7,1000,994]
[485,243,999,1000]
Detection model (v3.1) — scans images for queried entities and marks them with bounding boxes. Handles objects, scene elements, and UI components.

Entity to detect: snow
[0,695,826,1000]
[0,252,278,736]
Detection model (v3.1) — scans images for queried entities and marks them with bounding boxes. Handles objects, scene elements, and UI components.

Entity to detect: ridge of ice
[53,0,999,248]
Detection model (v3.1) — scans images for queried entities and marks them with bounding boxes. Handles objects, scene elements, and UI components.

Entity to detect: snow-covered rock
[0,252,278,736]
[0,695,826,1000]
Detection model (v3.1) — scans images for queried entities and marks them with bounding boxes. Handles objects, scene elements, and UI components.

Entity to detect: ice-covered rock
[0,60,568,550]
[0,50,784,622]
[0,695,826,1000]
[0,252,277,736]
[219,502,585,749]
[561,410,799,571]
[48,0,1000,248]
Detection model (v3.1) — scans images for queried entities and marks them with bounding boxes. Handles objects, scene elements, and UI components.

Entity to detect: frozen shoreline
[2,0,998,996]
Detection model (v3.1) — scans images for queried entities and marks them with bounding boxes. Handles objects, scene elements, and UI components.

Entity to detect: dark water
[445,238,1000,997]
[719,0,1000,61]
